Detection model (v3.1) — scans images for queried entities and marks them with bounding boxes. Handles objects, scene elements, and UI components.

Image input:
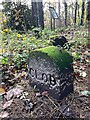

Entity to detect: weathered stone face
[28,46,74,101]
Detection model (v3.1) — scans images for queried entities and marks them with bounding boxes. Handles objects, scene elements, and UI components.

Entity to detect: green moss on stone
[30,46,73,71]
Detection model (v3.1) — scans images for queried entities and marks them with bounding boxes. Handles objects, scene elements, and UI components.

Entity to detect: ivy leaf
[1,57,8,64]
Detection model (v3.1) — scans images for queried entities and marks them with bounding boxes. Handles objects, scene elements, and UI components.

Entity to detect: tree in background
[77,2,80,25]
[80,0,85,25]
[2,1,32,31]
[57,0,60,27]
[86,0,90,40]
[86,1,90,22]
[31,0,44,29]
[70,2,74,25]
[64,0,67,27]
[38,1,44,29]
[74,0,78,25]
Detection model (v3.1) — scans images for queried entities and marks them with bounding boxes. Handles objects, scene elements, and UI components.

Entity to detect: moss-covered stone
[28,46,73,100]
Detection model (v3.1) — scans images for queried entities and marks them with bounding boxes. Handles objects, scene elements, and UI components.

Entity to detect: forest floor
[0,27,90,119]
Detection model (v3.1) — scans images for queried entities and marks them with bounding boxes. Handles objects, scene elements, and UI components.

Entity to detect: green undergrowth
[0,26,89,68]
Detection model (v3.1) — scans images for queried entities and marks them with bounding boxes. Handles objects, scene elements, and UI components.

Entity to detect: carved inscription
[29,67,73,100]
[29,68,56,86]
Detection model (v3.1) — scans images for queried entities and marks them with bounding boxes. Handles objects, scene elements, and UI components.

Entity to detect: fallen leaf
[74,72,80,77]
[82,72,87,77]
[84,51,89,56]
[42,91,48,97]
[21,71,27,76]
[15,85,24,89]
[13,87,23,97]
[3,99,13,109]
[5,89,14,100]
[85,59,90,63]
[36,92,41,97]
[80,71,87,77]
[20,94,25,100]
[5,86,23,100]
[0,87,6,95]
[0,111,9,118]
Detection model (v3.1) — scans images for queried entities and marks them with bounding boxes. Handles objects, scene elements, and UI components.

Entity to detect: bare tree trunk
[80,0,85,25]
[58,0,60,27]
[31,1,38,27]
[31,0,44,28]
[74,0,78,25]
[86,1,90,84]
[68,6,71,26]
[64,1,67,27]
[38,1,44,29]
[86,0,90,45]
[87,1,90,22]
[77,3,80,26]
[71,2,74,25]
